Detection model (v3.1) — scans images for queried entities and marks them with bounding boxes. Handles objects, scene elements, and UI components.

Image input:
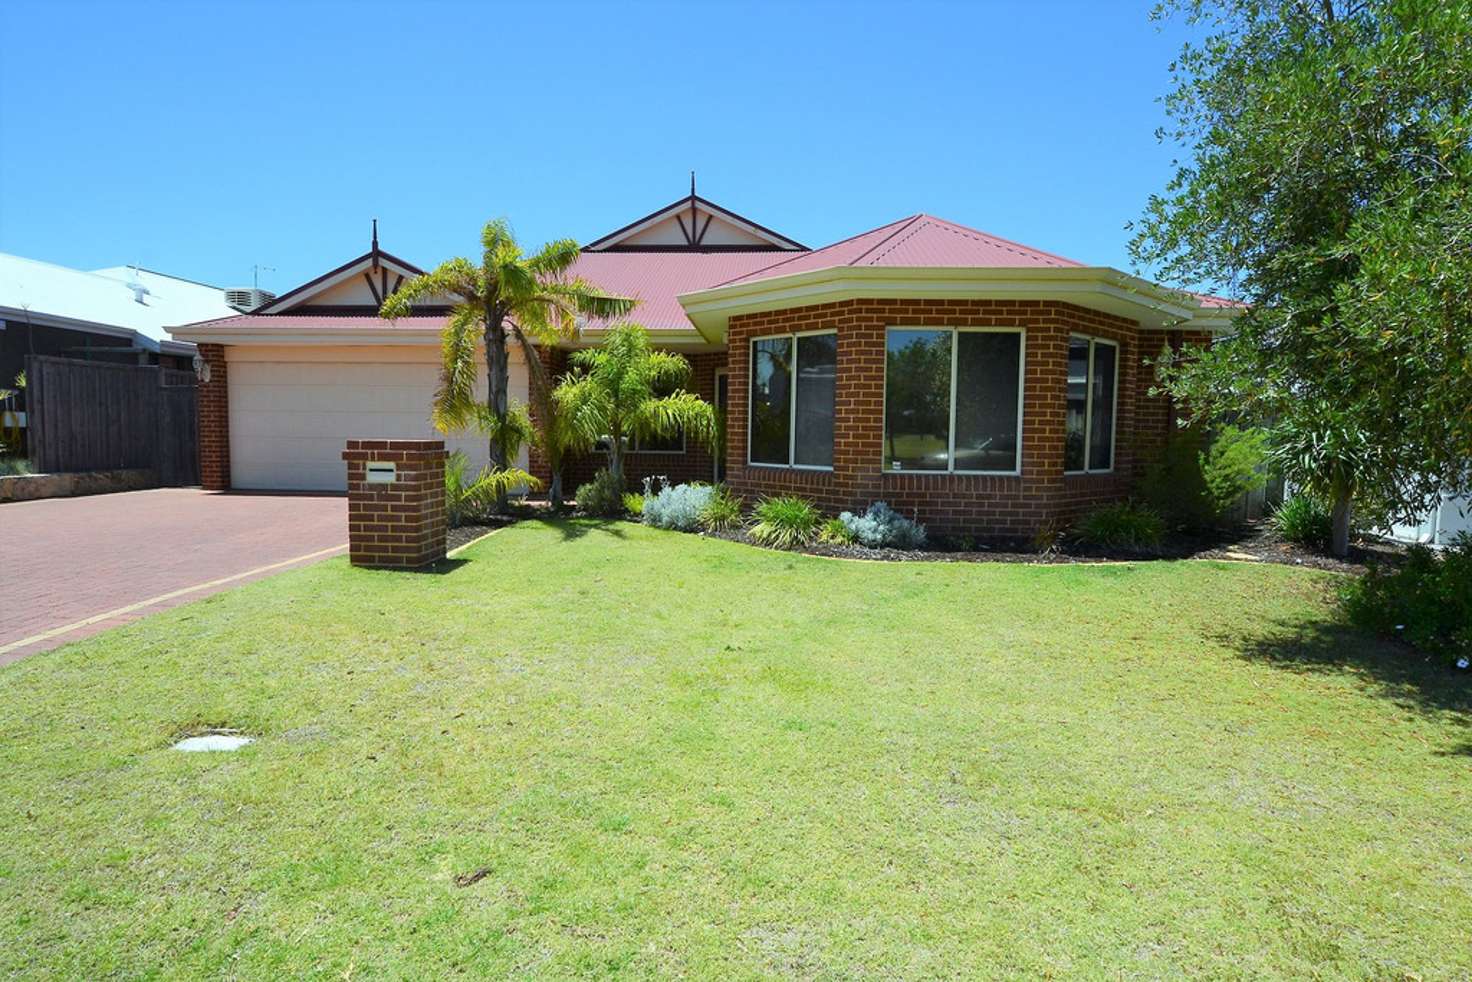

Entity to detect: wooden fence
[24,355,199,486]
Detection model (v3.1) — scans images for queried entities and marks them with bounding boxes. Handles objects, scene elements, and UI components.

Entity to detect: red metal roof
[568,251,791,331]
[173,215,1241,338]
[717,214,1085,287]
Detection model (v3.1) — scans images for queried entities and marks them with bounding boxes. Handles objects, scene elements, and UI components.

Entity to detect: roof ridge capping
[897,214,1085,268]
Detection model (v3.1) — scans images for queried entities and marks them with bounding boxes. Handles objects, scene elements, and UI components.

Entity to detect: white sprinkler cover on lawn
[173,734,253,752]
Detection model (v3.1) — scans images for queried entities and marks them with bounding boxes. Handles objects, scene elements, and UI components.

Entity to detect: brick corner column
[343,439,447,569]
[197,343,230,490]
[525,344,567,490]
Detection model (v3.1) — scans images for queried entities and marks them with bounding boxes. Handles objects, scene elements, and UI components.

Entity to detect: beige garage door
[227,346,527,491]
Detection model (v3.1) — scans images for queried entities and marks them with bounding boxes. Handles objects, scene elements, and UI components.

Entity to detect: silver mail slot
[366,462,397,484]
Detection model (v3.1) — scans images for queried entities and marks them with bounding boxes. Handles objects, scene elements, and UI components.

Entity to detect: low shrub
[622,493,644,517]
[1138,426,1215,528]
[1340,535,1472,666]
[575,469,625,517]
[642,482,715,532]
[0,457,31,477]
[749,495,822,549]
[1270,494,1332,549]
[444,451,497,528]
[698,484,744,532]
[818,517,856,545]
[1030,519,1064,556]
[1139,423,1269,529]
[1072,502,1166,550]
[838,501,927,550]
[1202,425,1269,517]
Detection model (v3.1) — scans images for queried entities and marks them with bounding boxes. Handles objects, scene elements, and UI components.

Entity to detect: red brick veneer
[197,343,230,491]
[723,299,1197,539]
[342,439,447,568]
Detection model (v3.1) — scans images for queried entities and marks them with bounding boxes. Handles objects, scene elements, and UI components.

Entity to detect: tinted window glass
[794,333,836,467]
[884,330,952,471]
[750,337,792,465]
[953,332,1021,472]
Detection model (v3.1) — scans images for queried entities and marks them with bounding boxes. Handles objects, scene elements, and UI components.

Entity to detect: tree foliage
[1132,0,1472,554]
[380,219,634,511]
[555,323,718,484]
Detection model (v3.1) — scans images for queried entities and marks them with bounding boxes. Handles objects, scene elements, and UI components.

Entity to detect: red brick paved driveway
[0,489,346,665]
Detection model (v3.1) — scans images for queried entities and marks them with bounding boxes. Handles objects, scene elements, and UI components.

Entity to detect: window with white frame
[1064,335,1118,473]
[749,331,836,468]
[883,327,1024,474]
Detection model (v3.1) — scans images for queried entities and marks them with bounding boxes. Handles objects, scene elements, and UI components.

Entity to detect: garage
[226,345,525,491]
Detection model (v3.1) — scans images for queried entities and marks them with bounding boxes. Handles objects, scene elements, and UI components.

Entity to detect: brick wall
[724,298,1190,539]
[342,439,447,568]
[197,343,230,491]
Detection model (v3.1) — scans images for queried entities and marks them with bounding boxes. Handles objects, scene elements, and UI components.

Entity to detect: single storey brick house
[171,190,1235,538]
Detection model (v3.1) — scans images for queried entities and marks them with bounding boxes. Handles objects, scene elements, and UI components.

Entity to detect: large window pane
[1065,338,1089,472]
[794,333,836,467]
[1088,342,1117,471]
[953,332,1022,472]
[884,330,951,471]
[750,337,791,465]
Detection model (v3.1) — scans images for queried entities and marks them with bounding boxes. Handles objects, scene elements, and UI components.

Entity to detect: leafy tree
[1131,0,1472,555]
[380,219,634,511]
[556,323,717,486]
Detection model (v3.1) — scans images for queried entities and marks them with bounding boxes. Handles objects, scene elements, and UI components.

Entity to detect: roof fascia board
[168,327,445,346]
[678,267,1209,344]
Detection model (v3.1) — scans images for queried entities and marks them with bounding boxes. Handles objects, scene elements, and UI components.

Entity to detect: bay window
[883,327,1024,474]
[749,331,836,468]
[1065,335,1118,473]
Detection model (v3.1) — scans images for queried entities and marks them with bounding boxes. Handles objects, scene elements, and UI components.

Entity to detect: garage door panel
[227,354,525,491]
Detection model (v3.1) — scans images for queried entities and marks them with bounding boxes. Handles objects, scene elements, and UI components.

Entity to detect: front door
[713,368,729,483]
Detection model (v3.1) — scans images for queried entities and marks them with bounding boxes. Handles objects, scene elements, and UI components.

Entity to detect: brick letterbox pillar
[342,439,447,569]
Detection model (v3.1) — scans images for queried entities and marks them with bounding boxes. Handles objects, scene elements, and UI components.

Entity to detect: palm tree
[380,218,635,510]
[556,323,718,486]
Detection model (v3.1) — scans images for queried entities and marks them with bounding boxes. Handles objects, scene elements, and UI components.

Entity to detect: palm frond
[473,401,536,463]
[380,258,480,319]
[548,278,638,321]
[635,391,718,449]
[645,350,693,390]
[526,238,583,279]
[480,218,520,269]
[432,306,483,432]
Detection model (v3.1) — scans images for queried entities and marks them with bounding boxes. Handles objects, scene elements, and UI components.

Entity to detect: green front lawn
[1,522,1468,977]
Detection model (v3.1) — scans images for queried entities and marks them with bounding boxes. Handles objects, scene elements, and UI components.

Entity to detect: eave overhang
[677,266,1239,344]
[0,304,197,356]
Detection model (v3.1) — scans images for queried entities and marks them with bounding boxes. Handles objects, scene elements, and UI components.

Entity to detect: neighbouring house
[0,253,240,451]
[170,190,1237,536]
[1387,493,1472,547]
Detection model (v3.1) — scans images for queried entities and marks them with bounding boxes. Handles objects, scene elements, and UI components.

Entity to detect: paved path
[0,489,346,665]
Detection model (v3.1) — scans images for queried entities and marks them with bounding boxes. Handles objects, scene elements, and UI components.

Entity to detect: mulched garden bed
[446,515,519,552]
[704,520,1404,573]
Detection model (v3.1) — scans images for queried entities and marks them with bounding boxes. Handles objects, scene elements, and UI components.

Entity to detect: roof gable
[585,193,806,253]
[256,226,427,313]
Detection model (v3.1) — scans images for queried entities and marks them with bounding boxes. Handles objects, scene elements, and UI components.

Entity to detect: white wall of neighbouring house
[225,344,529,492]
[1387,491,1472,547]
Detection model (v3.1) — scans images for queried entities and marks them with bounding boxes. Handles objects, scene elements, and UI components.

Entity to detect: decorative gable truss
[255,224,433,313]
[585,182,807,253]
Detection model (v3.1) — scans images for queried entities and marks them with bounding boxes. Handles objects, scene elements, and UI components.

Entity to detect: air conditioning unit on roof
[225,287,276,312]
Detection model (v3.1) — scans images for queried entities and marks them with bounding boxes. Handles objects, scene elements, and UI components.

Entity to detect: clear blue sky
[0,0,1203,294]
